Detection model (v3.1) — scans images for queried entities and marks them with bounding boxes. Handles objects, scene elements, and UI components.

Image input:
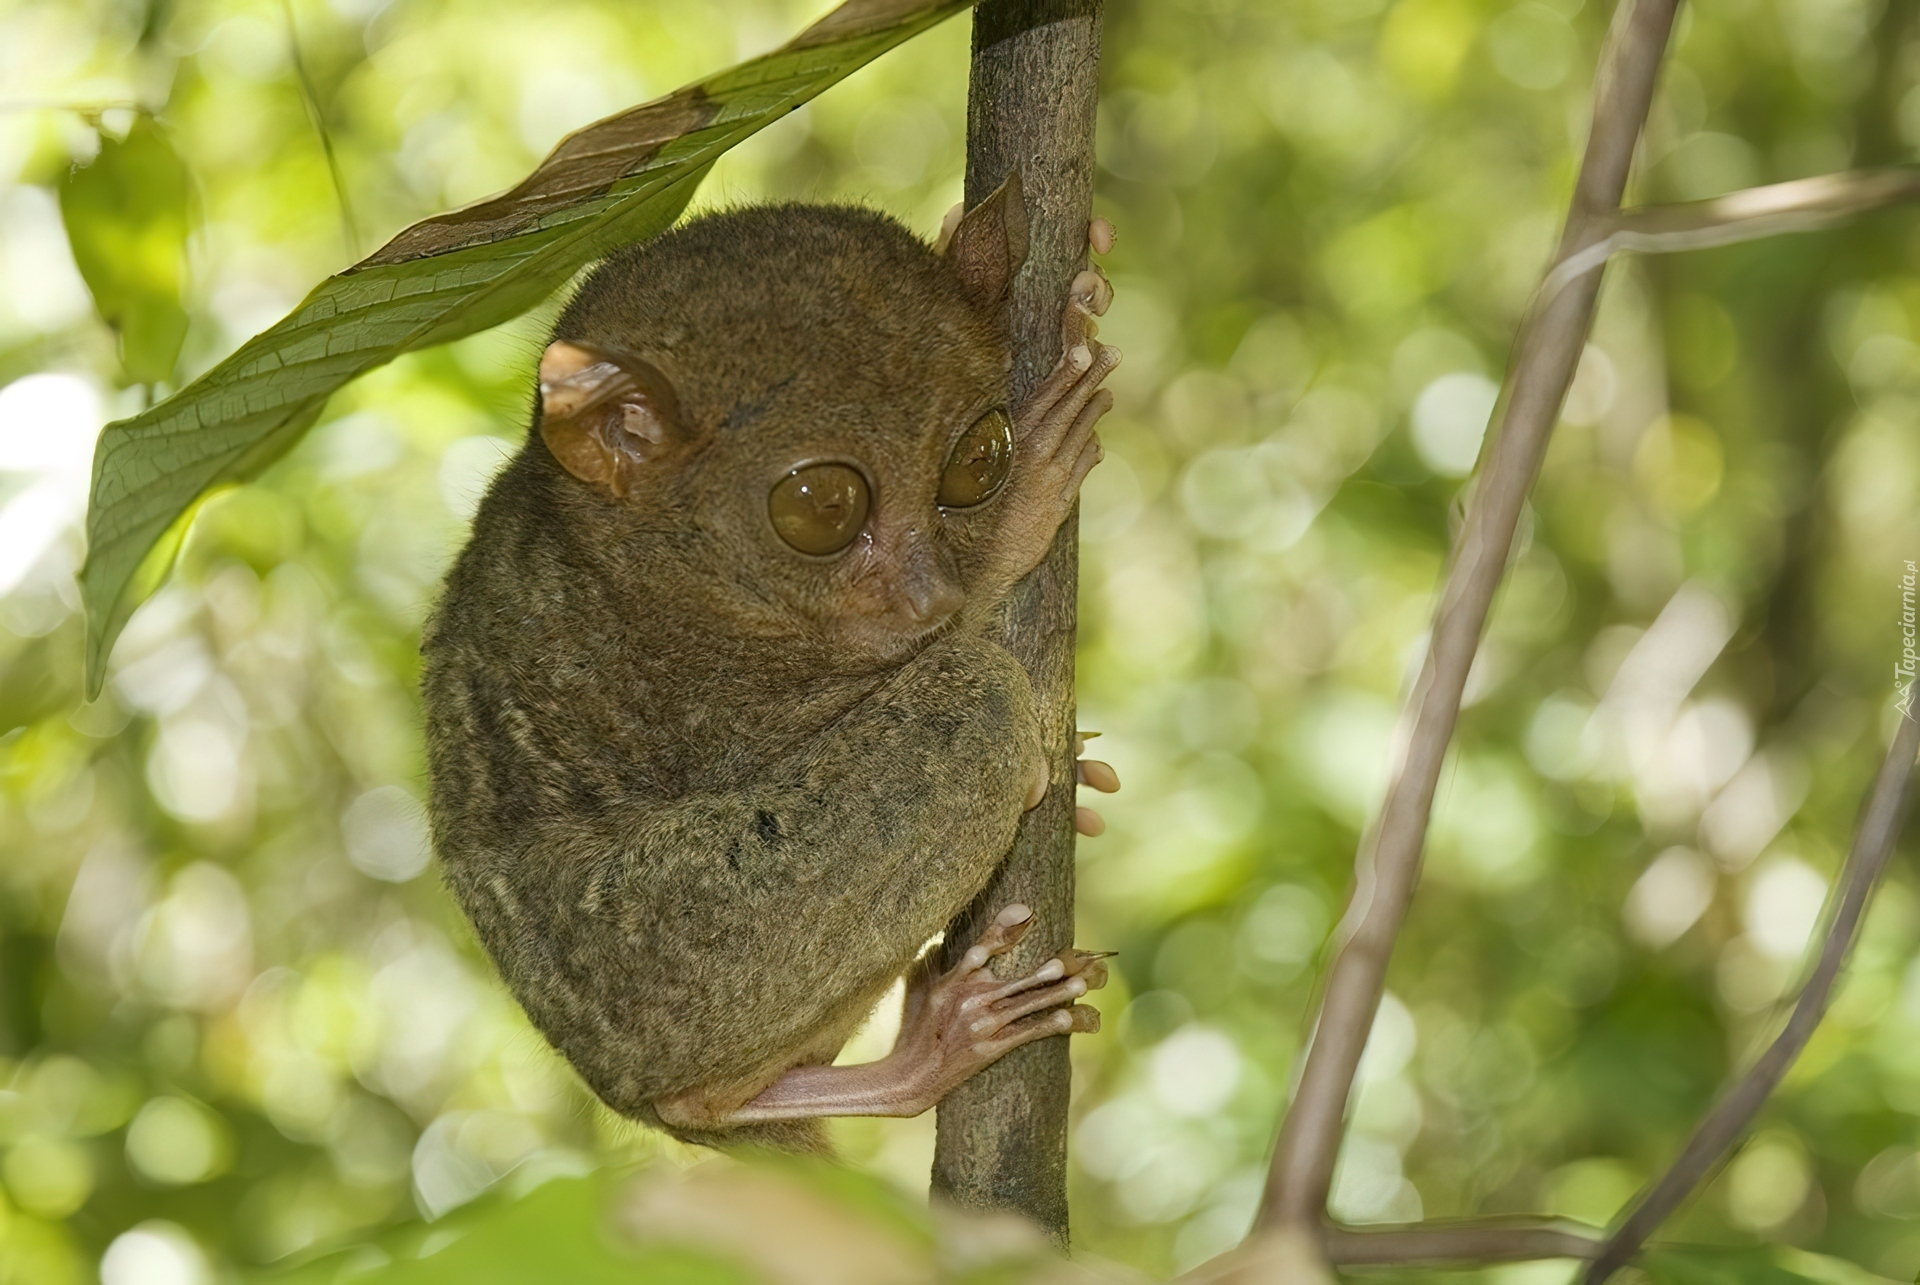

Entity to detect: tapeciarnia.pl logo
[1899,560,1917,721]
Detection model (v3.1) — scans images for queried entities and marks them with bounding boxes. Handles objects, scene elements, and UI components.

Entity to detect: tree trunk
[930,0,1103,1247]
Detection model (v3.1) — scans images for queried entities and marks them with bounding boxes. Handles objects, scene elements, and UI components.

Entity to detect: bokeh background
[2,0,1919,1278]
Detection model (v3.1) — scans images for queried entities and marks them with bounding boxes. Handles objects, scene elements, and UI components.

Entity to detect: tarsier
[421,177,1121,1152]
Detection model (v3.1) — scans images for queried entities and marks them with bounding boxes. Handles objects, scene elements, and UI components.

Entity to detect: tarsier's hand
[981,217,1121,593]
[1020,728,1121,837]
[1074,730,1120,837]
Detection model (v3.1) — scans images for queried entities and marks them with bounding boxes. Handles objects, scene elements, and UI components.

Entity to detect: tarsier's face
[689,334,1016,659]
[748,403,1016,649]
[536,201,1031,666]
[538,332,1015,659]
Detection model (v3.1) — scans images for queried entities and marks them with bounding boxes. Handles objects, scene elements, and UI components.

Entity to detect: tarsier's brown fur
[421,190,1115,1152]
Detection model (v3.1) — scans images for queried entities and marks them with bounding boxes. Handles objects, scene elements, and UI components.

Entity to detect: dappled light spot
[99,1223,210,1285]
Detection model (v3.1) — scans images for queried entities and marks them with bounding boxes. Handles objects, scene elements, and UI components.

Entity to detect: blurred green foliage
[74,0,972,696]
[1,0,1919,1280]
[56,115,191,388]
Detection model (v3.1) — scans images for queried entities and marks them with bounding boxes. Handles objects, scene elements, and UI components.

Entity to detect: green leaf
[260,1171,751,1285]
[58,114,192,388]
[80,0,975,697]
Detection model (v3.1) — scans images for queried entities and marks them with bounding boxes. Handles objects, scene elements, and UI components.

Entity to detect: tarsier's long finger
[1077,759,1120,793]
[960,904,1033,973]
[972,1005,1101,1058]
[1089,216,1116,256]
[1022,342,1096,433]
[972,949,1113,1015]
[969,973,1095,1037]
[1028,351,1120,463]
[1052,390,1110,480]
[975,955,1069,1007]
[1060,301,1100,354]
[1060,428,1104,502]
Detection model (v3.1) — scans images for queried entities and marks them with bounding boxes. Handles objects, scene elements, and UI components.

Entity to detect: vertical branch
[1259,0,1682,1235]
[1584,709,1920,1283]
[931,0,1103,1244]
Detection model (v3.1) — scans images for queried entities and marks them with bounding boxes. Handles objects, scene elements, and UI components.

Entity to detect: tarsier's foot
[893,904,1108,1105]
[716,905,1107,1124]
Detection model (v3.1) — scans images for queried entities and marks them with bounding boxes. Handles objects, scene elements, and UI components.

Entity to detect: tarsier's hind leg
[653,904,1107,1132]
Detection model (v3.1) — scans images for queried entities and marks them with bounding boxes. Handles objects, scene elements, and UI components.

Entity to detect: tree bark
[930,0,1103,1246]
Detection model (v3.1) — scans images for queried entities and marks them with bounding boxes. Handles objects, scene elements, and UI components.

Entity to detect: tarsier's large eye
[938,409,1014,508]
[769,463,871,556]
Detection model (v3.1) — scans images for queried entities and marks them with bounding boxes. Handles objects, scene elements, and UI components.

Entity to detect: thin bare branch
[280,0,361,257]
[1181,1220,1602,1283]
[1543,165,1920,298]
[1255,0,1681,1241]
[1325,1220,1603,1266]
[1584,708,1920,1284]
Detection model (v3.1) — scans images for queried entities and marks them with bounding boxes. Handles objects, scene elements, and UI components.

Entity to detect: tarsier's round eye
[938,409,1014,508]
[768,463,871,556]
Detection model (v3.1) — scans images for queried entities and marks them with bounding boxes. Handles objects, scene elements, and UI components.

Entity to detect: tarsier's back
[422,189,1118,1150]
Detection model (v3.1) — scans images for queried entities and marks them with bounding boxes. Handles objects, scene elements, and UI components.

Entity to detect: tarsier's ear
[538,341,687,499]
[943,170,1029,307]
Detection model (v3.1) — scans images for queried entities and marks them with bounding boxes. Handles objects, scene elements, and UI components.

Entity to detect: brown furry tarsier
[419,177,1125,1153]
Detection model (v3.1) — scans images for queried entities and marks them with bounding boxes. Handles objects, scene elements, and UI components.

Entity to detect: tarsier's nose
[899,543,965,624]
[905,575,965,624]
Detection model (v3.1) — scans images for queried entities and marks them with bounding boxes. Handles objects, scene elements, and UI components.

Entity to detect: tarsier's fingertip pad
[997,903,1032,926]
